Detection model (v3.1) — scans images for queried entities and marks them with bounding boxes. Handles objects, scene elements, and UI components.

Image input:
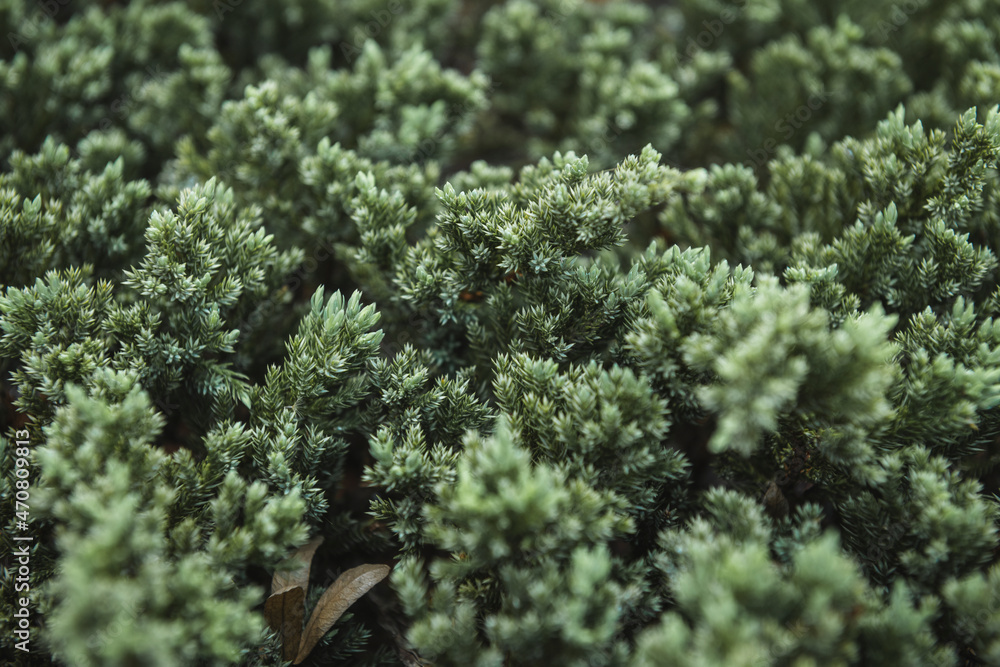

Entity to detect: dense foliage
[3,0,1000,665]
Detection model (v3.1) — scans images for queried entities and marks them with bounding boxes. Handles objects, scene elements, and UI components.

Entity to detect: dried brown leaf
[762,480,789,519]
[263,535,324,661]
[264,586,306,661]
[272,535,324,596]
[293,563,391,664]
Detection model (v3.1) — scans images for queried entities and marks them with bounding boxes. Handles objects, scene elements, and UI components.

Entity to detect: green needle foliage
[4,1,1000,666]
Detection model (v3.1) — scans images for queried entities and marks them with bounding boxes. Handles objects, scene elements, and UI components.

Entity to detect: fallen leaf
[762,480,789,519]
[264,587,306,661]
[272,536,324,596]
[294,563,391,664]
[264,536,324,660]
